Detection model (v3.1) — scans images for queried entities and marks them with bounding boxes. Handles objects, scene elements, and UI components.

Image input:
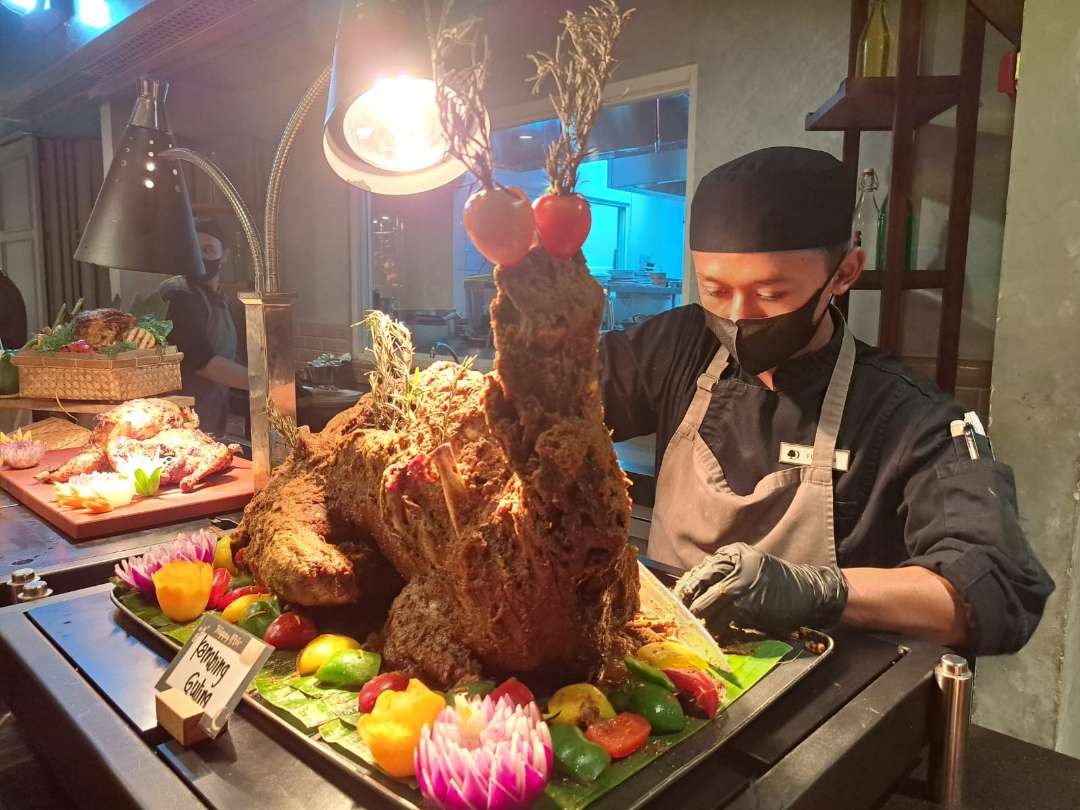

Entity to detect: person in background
[159,218,247,436]
[0,268,28,350]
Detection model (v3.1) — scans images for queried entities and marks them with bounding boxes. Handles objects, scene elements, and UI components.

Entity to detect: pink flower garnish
[114,529,217,594]
[416,694,552,810]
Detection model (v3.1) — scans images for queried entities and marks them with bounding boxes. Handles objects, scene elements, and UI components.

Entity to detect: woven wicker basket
[12,347,183,401]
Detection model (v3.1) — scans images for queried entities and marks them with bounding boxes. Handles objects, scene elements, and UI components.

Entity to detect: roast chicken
[234,251,639,689]
[72,308,137,351]
[36,398,240,491]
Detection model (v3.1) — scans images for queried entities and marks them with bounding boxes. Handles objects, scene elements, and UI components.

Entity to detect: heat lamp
[74,0,467,490]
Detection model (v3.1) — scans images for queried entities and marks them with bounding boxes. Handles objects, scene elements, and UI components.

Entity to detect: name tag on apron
[779,442,851,472]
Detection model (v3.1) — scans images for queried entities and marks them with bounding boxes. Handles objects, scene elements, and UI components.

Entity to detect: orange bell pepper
[357,679,445,777]
[152,560,213,622]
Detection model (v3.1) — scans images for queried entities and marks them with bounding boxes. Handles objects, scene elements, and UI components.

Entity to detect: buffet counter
[0,576,951,810]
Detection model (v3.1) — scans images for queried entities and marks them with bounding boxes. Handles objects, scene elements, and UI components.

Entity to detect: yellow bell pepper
[297,634,362,676]
[357,679,445,777]
[221,593,273,624]
[213,536,238,575]
[636,640,711,673]
[547,683,616,727]
[152,560,213,623]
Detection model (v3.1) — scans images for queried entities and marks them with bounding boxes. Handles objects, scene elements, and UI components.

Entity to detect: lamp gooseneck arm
[159,146,267,293]
[264,66,332,294]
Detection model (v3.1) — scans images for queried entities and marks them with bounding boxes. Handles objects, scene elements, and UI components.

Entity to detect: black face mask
[705,271,836,375]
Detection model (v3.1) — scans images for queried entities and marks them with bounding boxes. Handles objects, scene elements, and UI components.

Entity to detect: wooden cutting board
[0,449,253,541]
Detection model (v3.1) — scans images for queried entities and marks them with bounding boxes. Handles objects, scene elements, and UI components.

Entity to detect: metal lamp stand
[160,67,330,490]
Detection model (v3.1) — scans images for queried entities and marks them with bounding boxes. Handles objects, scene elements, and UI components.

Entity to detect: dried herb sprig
[356,311,420,431]
[266,399,300,452]
[528,0,634,195]
[428,1,495,190]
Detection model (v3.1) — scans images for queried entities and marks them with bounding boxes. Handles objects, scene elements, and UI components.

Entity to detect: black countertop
[0,582,953,810]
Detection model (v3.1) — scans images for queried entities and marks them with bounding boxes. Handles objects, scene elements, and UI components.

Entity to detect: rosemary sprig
[354,311,419,432]
[266,398,300,452]
[528,0,634,195]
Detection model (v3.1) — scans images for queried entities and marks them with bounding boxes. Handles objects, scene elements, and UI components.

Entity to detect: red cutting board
[0,449,253,541]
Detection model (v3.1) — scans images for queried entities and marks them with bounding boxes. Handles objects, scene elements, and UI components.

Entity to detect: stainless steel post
[931,653,973,806]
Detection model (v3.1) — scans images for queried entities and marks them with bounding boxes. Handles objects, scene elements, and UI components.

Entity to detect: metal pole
[931,653,973,806]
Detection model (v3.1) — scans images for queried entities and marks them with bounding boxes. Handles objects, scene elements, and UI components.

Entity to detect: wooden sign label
[155,614,272,739]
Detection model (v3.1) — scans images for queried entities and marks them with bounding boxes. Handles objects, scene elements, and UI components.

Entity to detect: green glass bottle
[876,194,917,273]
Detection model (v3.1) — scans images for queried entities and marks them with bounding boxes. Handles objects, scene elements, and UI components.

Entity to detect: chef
[159,219,248,436]
[601,146,1052,656]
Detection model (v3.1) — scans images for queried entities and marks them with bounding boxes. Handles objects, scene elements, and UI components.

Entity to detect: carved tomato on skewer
[533,192,591,259]
[462,186,536,267]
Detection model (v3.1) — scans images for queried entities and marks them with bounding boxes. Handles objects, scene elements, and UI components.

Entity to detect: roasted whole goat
[36,398,241,492]
[234,251,640,688]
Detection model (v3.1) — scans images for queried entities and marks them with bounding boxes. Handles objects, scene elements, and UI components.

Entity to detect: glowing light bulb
[76,0,111,28]
[145,160,156,171]
[143,179,155,189]
[342,75,448,173]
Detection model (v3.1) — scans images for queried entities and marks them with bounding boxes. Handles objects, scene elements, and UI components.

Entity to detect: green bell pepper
[625,657,676,692]
[550,723,611,782]
[238,596,280,639]
[625,682,687,734]
[315,648,382,689]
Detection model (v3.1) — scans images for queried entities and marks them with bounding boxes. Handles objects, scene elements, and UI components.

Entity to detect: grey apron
[183,280,237,437]
[647,321,856,570]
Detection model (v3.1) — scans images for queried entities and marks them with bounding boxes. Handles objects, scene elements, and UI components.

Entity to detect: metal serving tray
[111,590,833,810]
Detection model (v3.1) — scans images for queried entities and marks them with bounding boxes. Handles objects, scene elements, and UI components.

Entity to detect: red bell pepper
[218,584,269,609]
[663,668,721,719]
[207,567,232,610]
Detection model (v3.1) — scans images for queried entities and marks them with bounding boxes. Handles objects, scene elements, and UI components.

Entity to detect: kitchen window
[356,70,695,360]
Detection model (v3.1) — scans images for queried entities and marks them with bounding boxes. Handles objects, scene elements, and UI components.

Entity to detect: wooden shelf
[0,394,194,414]
[805,76,962,131]
[851,270,945,291]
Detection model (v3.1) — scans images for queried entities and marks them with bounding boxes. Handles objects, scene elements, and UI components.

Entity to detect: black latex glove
[673,543,848,636]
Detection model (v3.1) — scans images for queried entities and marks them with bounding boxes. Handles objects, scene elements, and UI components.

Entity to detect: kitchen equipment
[464,274,497,339]
[402,310,462,351]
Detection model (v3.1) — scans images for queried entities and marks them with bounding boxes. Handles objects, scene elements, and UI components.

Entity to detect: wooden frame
[808,0,989,394]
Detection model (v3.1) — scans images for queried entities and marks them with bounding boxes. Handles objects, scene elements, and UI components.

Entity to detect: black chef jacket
[600,303,1053,656]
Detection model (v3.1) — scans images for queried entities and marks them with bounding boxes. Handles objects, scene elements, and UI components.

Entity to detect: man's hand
[674,543,849,636]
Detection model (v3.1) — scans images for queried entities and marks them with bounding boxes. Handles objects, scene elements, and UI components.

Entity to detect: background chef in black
[159,218,248,436]
[600,146,1052,656]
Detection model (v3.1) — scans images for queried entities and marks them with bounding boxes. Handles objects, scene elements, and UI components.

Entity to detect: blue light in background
[75,0,111,28]
[2,0,39,15]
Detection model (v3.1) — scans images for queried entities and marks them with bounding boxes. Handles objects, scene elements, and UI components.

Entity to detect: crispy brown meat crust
[236,251,638,688]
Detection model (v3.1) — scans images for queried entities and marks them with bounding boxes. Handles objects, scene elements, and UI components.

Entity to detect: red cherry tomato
[489,676,535,708]
[533,192,591,259]
[358,671,411,713]
[585,712,652,759]
[463,186,536,267]
[263,611,318,650]
[663,667,721,718]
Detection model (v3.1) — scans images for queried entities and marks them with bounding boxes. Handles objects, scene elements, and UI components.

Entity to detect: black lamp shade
[74,79,205,277]
[323,0,468,195]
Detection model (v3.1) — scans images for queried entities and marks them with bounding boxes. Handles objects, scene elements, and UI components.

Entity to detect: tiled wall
[293,321,352,366]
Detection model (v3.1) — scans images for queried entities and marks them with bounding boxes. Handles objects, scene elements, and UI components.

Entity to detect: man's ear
[832,248,864,296]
